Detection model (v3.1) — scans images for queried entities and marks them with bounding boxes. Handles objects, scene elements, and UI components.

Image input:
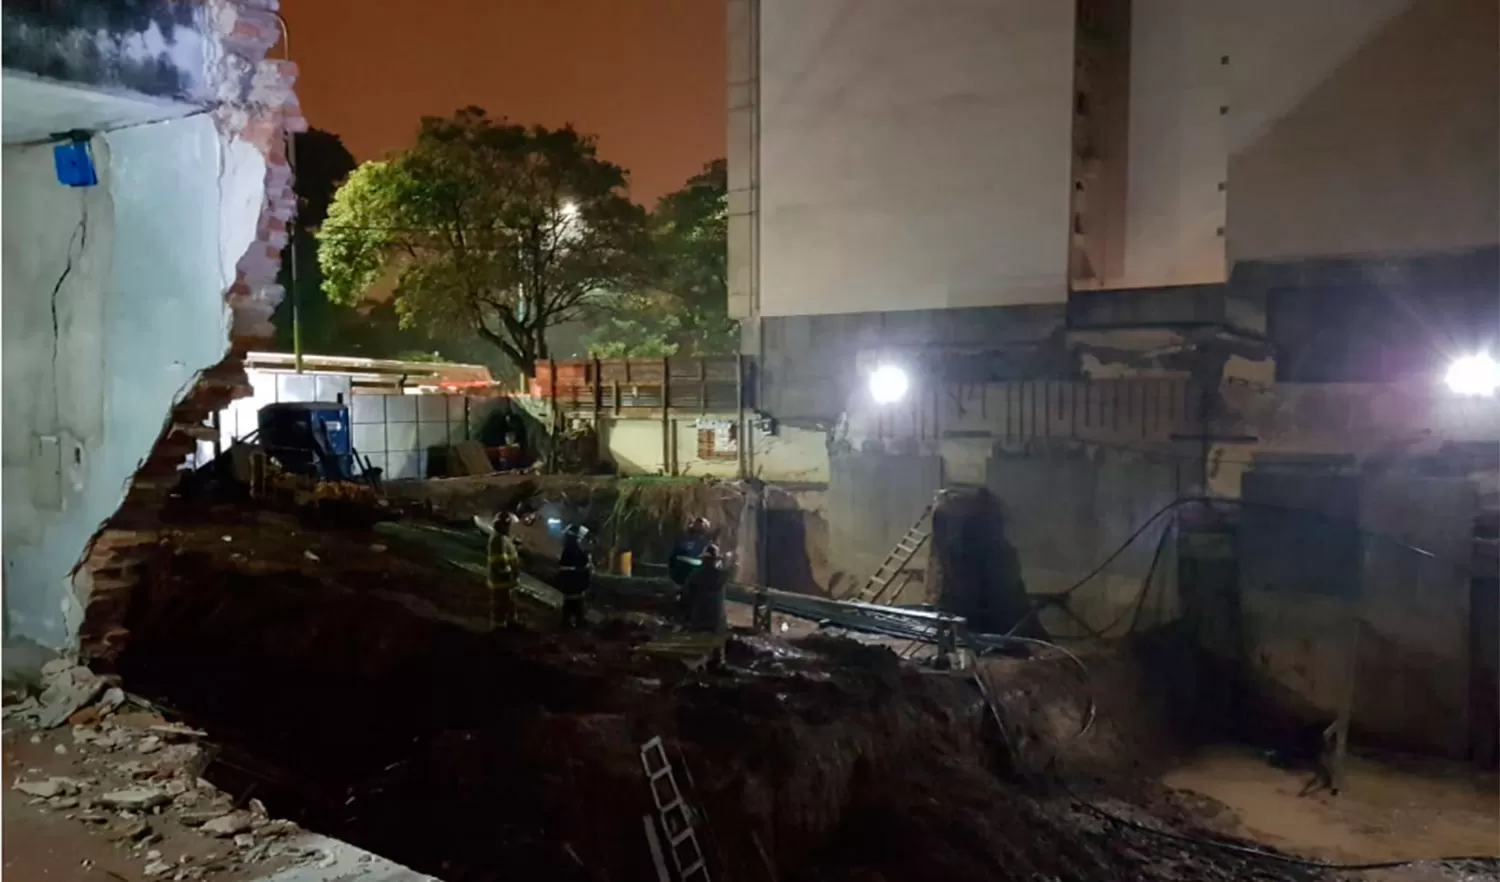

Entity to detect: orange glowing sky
[282,0,726,203]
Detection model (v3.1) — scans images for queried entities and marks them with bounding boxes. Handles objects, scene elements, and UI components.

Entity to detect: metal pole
[273,13,303,373]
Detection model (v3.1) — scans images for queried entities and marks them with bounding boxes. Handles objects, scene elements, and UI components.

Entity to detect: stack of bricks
[77,0,304,662]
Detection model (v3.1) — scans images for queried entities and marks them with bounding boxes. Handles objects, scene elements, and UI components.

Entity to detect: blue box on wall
[53,140,98,187]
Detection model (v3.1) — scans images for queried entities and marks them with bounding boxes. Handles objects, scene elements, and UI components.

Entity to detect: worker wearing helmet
[670,517,712,586]
[484,511,521,631]
[684,543,728,634]
[669,517,713,621]
[556,524,592,630]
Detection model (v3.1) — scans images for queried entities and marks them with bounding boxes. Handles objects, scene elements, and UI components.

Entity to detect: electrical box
[53,140,98,188]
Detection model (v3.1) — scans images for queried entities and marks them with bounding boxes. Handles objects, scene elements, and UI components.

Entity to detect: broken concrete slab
[200,810,255,837]
[100,787,169,811]
[12,776,80,798]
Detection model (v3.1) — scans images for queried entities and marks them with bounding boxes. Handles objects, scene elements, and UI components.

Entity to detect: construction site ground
[8,487,1497,882]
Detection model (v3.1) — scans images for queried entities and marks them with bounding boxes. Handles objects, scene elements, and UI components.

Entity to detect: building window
[696,421,738,460]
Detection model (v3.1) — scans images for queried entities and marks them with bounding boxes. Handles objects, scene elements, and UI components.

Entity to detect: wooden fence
[531,356,748,416]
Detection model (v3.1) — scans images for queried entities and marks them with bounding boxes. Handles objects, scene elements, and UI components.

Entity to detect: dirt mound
[107,504,1338,882]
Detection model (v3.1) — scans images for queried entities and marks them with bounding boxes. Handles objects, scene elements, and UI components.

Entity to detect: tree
[584,159,738,358]
[318,107,650,377]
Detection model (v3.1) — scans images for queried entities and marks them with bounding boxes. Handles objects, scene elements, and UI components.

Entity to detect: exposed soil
[1164,748,1500,866]
[71,496,1496,882]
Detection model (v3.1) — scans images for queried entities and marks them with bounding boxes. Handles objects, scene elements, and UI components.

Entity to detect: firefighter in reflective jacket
[484,511,521,631]
[556,525,592,630]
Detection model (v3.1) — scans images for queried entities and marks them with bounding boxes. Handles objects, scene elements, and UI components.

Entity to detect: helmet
[689,517,711,532]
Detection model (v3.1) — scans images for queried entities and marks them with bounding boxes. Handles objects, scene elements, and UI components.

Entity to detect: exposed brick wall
[76,0,303,662]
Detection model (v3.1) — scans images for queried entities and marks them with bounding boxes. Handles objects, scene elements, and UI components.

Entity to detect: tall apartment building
[727,0,1499,421]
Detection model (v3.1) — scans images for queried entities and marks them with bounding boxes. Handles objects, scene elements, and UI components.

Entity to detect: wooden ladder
[847,491,943,605]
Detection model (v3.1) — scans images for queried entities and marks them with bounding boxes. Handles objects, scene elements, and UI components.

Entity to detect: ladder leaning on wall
[843,490,946,606]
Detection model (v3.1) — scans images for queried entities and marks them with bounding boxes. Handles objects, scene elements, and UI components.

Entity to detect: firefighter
[556,525,592,630]
[484,511,521,631]
[669,517,712,620]
[684,543,728,634]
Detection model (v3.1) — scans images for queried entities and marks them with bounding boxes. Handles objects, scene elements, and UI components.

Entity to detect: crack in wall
[48,190,91,432]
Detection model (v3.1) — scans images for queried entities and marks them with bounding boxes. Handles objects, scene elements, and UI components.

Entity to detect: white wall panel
[757,0,1076,317]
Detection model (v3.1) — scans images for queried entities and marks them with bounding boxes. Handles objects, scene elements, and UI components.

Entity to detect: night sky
[283,0,726,203]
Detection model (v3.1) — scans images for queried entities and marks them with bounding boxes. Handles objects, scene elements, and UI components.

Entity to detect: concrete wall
[985,444,1191,636]
[1119,0,1228,288]
[1,0,211,102]
[1239,469,1478,757]
[826,451,943,595]
[1,115,263,648]
[755,0,1076,317]
[1226,0,1499,262]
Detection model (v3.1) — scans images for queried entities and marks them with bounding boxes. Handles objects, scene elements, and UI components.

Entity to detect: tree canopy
[318,107,649,376]
[584,159,737,358]
[271,128,478,363]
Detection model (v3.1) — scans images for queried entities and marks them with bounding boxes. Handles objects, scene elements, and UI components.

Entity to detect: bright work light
[1445,353,1499,397]
[868,364,910,404]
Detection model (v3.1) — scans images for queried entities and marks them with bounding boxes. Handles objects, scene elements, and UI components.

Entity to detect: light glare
[868,364,910,404]
[1445,353,1500,397]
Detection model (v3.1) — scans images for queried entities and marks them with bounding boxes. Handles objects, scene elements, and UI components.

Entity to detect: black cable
[1062,777,1500,873]
[1005,493,1467,638]
[1005,647,1500,873]
[1001,615,1500,872]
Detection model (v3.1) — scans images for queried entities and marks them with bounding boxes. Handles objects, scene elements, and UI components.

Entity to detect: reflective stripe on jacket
[487,533,520,589]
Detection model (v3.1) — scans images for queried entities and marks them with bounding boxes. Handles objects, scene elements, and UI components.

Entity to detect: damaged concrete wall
[1,0,210,102]
[1238,468,1479,757]
[1,118,265,649]
[984,444,1192,637]
[1,0,299,654]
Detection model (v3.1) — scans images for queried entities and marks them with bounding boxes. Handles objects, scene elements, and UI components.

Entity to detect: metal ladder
[847,491,943,605]
[640,736,711,882]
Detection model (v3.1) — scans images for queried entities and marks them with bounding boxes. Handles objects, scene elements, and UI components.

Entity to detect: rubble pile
[4,661,336,881]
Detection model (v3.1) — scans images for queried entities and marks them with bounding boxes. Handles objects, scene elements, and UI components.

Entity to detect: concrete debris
[144,859,173,877]
[200,810,255,837]
[110,819,153,841]
[50,796,79,809]
[304,550,321,562]
[178,808,235,827]
[34,665,105,729]
[12,776,80,798]
[3,696,41,718]
[233,832,256,848]
[98,686,126,714]
[100,787,169,811]
[138,735,163,754]
[149,723,207,741]
[248,796,267,816]
[40,658,75,679]
[257,819,298,838]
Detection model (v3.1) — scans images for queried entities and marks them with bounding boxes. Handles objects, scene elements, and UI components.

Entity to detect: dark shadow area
[928,488,1039,637]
